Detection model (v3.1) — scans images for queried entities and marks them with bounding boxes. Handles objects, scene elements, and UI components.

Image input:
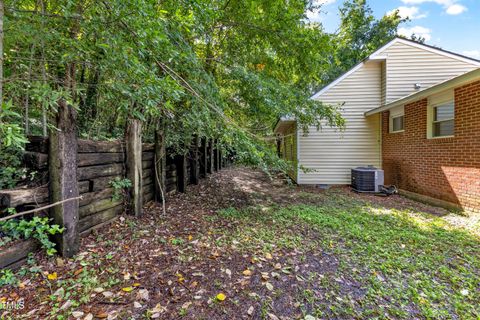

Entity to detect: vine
[0,210,64,256]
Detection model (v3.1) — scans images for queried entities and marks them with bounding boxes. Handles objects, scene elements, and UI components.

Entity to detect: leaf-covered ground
[2,167,480,319]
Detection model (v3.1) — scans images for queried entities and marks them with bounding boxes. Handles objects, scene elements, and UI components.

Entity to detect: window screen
[392,115,404,132]
[433,102,454,137]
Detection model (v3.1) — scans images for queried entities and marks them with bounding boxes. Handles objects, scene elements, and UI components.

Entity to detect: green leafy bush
[110,177,132,201]
[0,100,28,189]
[0,215,64,256]
[0,269,18,286]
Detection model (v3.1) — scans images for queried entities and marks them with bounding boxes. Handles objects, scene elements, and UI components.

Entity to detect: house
[274,37,480,212]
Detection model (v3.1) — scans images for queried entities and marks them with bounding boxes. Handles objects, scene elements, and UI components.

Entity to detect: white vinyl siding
[298,61,382,185]
[381,61,387,106]
[382,41,478,103]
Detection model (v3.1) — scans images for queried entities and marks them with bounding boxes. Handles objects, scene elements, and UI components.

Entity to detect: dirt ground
[2,167,479,319]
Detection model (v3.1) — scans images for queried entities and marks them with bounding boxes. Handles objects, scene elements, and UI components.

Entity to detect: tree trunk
[40,0,48,136]
[0,0,4,108]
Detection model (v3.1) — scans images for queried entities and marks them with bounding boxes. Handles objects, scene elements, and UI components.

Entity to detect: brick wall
[382,80,480,213]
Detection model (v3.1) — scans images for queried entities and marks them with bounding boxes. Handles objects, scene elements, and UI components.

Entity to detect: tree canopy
[0,0,408,186]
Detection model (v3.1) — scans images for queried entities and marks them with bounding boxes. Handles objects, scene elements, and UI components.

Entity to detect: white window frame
[389,105,404,133]
[427,90,455,139]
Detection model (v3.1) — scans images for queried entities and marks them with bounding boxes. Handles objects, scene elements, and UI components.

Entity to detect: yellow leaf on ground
[122,287,134,292]
[216,293,226,301]
[242,269,252,276]
[188,235,193,241]
[176,273,185,282]
[133,283,141,287]
[47,272,58,280]
[265,253,273,260]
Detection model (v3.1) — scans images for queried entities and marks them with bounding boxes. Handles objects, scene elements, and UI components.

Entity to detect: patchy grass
[2,168,479,319]
[215,191,480,319]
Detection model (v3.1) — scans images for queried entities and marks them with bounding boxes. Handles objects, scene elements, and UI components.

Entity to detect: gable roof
[311,37,480,100]
[365,67,480,116]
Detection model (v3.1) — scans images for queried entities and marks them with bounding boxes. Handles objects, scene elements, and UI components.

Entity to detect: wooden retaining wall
[0,136,227,269]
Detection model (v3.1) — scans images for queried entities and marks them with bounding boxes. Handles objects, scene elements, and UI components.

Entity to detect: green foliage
[110,177,132,201]
[0,269,18,287]
[0,213,64,256]
[327,0,406,81]
[0,101,29,149]
[1,0,407,175]
[0,101,28,189]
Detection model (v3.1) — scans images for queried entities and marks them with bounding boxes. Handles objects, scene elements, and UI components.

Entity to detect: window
[392,115,404,132]
[432,102,454,137]
[389,105,404,133]
[428,90,455,139]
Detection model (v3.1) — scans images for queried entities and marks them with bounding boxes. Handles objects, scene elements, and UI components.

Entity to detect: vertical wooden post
[49,100,79,257]
[154,119,166,202]
[199,137,207,178]
[175,154,187,193]
[213,139,219,172]
[276,138,282,157]
[219,149,222,170]
[207,138,214,174]
[189,136,199,185]
[126,118,143,216]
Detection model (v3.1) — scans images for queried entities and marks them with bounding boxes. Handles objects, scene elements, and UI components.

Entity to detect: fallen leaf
[216,293,226,301]
[72,311,84,318]
[47,272,58,280]
[265,282,273,291]
[102,291,114,298]
[74,268,83,276]
[96,311,108,319]
[268,313,280,320]
[84,313,94,320]
[133,301,142,308]
[122,287,134,292]
[182,301,192,309]
[265,253,273,260]
[136,289,149,301]
[133,283,141,287]
[53,287,65,298]
[59,300,72,310]
[176,273,185,282]
[93,287,104,293]
[225,269,232,278]
[242,269,252,276]
[151,303,166,314]
[56,258,65,267]
[247,306,254,315]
